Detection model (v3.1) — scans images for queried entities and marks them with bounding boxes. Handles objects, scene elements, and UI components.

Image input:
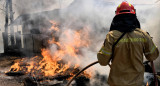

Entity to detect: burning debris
[0,0,159,86]
[5,21,92,85]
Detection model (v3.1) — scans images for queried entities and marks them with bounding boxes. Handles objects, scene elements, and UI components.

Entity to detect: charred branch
[5,71,25,76]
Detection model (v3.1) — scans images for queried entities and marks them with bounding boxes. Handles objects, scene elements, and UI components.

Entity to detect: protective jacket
[97,28,159,86]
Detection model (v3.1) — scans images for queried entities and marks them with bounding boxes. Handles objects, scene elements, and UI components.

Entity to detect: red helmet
[116,1,136,15]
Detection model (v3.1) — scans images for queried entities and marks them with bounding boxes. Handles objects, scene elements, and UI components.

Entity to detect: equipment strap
[109,32,126,62]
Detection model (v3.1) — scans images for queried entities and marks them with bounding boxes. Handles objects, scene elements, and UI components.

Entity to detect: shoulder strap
[109,32,126,62]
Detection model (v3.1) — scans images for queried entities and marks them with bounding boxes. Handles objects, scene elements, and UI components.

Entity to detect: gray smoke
[14,0,56,14]
[0,0,159,85]
[48,0,115,75]
[136,5,160,71]
[12,0,115,75]
[56,0,160,74]
[0,0,5,53]
[0,32,3,53]
[12,0,160,75]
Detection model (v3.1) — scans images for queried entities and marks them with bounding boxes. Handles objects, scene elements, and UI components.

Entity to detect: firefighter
[97,1,159,86]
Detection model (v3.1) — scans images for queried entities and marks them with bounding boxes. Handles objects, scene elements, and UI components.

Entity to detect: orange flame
[146,82,149,86]
[49,20,59,31]
[10,20,92,79]
[10,62,20,72]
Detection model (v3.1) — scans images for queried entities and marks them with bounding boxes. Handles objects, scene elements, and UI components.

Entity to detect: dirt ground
[0,56,24,86]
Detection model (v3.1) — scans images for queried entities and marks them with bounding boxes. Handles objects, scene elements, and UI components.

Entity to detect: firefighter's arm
[97,32,113,66]
[144,33,159,61]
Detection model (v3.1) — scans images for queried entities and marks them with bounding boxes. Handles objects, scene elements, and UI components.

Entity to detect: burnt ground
[0,55,108,86]
[0,55,91,86]
[1,55,158,86]
[0,55,24,86]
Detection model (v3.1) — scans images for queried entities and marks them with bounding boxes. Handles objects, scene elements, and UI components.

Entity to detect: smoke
[11,0,160,74]
[0,31,4,53]
[14,0,56,14]
[89,72,109,86]
[0,0,5,53]
[48,0,116,75]
[136,4,160,71]
[144,72,154,85]
[2,0,159,85]
[56,0,160,74]
[11,0,115,75]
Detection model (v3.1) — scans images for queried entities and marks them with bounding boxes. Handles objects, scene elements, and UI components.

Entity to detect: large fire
[9,20,91,80]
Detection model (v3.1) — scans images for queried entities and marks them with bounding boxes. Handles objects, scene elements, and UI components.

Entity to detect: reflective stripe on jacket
[97,28,159,86]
